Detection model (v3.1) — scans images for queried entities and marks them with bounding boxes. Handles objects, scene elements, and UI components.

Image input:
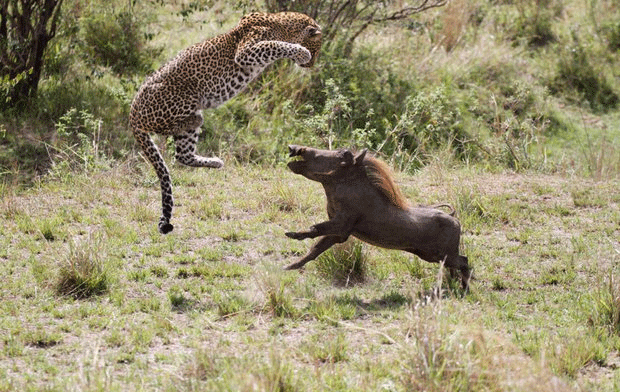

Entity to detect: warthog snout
[286,145,307,175]
[284,144,471,290]
[286,144,367,181]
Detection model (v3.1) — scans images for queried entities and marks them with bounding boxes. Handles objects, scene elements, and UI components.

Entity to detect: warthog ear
[340,150,354,167]
[288,145,305,157]
[354,149,367,165]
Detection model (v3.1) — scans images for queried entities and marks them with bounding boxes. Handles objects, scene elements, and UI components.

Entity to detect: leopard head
[239,12,322,67]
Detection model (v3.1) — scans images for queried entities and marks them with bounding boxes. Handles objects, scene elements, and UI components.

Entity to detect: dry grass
[1,1,620,389]
[0,159,618,390]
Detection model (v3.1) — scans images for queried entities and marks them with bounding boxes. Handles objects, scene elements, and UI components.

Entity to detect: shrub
[513,9,556,47]
[603,21,620,52]
[378,86,477,170]
[306,43,413,146]
[550,45,619,112]
[49,108,113,178]
[80,9,162,76]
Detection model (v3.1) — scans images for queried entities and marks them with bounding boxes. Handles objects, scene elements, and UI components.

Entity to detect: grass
[0,159,619,390]
[1,0,620,389]
[55,234,111,299]
[314,238,367,287]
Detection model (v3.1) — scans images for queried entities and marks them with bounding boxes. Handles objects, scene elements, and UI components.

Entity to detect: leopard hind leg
[135,130,175,234]
[173,114,224,168]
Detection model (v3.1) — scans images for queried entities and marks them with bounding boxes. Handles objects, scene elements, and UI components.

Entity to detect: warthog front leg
[285,217,356,240]
[284,235,345,270]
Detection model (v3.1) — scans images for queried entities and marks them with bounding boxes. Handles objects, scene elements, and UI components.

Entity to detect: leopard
[130,12,322,234]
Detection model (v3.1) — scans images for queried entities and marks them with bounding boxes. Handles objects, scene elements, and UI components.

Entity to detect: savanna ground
[1,0,620,390]
[0,157,618,391]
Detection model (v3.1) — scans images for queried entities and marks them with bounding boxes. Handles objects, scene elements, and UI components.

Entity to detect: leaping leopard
[130,12,322,234]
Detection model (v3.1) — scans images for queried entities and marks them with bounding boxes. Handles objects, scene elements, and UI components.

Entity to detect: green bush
[391,87,471,158]
[306,42,413,146]
[50,108,113,177]
[550,45,619,112]
[512,8,556,47]
[80,9,162,76]
[603,21,620,52]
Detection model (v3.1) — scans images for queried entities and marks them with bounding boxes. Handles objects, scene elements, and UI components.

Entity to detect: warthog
[284,145,470,289]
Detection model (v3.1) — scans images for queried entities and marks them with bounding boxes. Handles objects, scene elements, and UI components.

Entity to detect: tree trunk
[0,0,64,110]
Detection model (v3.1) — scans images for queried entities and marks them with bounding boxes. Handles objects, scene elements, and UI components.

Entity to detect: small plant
[252,352,298,392]
[150,265,168,278]
[588,273,620,336]
[215,293,250,318]
[603,21,620,52]
[403,256,425,279]
[38,217,60,241]
[56,235,110,299]
[24,329,62,348]
[186,349,224,382]
[169,287,190,311]
[266,282,297,318]
[304,333,348,363]
[50,108,112,177]
[307,294,357,322]
[315,239,366,286]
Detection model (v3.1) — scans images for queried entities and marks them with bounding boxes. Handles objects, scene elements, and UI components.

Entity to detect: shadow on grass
[333,291,412,312]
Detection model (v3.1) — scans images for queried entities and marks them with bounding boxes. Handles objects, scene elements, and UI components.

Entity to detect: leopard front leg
[235,40,312,68]
[172,113,224,168]
[135,130,175,234]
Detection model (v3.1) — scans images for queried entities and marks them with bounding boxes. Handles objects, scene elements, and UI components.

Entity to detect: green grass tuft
[315,239,367,286]
[588,273,620,336]
[55,235,110,299]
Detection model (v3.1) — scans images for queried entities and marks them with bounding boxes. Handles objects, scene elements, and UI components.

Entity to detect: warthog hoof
[285,231,304,240]
[283,260,305,270]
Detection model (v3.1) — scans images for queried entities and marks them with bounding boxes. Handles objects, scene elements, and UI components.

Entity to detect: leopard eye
[306,26,319,36]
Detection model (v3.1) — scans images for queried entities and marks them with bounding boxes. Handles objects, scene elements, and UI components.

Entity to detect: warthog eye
[291,155,305,162]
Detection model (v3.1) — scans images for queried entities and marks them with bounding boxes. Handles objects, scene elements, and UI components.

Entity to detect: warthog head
[287,145,366,182]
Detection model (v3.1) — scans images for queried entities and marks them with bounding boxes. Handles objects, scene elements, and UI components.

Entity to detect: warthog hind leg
[456,256,470,290]
[407,249,470,290]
